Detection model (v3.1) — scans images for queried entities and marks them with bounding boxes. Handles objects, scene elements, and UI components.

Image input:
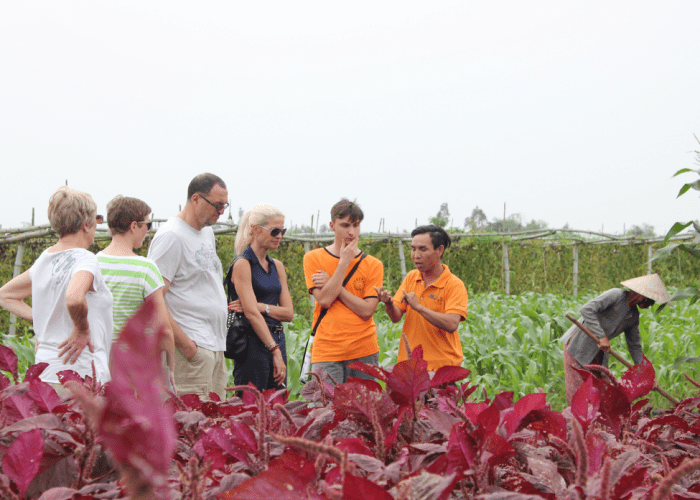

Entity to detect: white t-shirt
[96,253,164,338]
[29,248,113,384]
[147,217,227,351]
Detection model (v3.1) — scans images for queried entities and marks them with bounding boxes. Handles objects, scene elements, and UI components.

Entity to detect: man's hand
[181,340,198,361]
[312,271,331,289]
[598,336,611,353]
[374,286,393,305]
[58,327,94,364]
[339,237,359,263]
[401,290,421,311]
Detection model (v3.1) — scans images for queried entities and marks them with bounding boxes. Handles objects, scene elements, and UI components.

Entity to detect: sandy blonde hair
[234,204,285,254]
[47,186,97,237]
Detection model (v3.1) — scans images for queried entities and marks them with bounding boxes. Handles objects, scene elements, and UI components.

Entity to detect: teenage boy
[303,198,384,384]
[375,225,468,370]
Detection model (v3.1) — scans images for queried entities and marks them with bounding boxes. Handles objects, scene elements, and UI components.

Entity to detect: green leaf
[664,221,694,244]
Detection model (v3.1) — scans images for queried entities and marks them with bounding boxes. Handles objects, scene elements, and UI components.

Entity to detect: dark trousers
[233,326,287,393]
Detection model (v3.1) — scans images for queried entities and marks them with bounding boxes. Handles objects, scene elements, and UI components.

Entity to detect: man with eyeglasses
[148,173,230,400]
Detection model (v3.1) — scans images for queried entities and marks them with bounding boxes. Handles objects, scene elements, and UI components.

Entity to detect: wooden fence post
[8,243,25,336]
[397,239,407,279]
[303,242,314,306]
[502,242,510,296]
[573,244,579,297]
[647,244,653,275]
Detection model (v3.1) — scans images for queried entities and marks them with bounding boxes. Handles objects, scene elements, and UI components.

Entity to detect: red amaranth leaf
[387,357,431,406]
[596,382,630,438]
[502,393,548,438]
[346,361,390,383]
[2,393,39,424]
[461,402,489,424]
[204,426,254,466]
[518,409,567,441]
[56,370,84,386]
[0,344,19,382]
[482,433,516,467]
[445,421,479,471]
[343,474,393,500]
[492,391,514,411]
[610,466,648,500]
[229,419,259,453]
[571,375,600,434]
[586,432,607,474]
[23,363,49,382]
[219,452,322,499]
[180,393,203,410]
[336,438,373,456]
[334,380,397,431]
[1,428,44,498]
[618,355,655,403]
[0,372,10,391]
[430,366,471,388]
[476,403,500,437]
[27,379,61,413]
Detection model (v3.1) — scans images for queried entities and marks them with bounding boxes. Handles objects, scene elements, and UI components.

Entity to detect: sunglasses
[199,194,230,212]
[260,226,287,237]
[137,221,152,230]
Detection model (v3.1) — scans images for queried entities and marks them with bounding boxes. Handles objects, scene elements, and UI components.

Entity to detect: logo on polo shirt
[353,277,366,293]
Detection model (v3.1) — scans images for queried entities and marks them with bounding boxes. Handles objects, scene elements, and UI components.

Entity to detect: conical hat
[620,273,670,303]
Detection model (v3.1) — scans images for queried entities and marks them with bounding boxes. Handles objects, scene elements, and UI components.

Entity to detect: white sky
[1,2,699,236]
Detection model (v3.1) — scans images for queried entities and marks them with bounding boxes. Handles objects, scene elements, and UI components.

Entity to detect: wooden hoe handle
[565,313,679,406]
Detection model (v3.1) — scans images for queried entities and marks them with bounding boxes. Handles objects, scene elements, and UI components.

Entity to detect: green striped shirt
[97,253,165,338]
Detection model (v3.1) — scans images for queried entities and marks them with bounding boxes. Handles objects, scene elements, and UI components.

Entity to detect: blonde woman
[0,187,113,395]
[226,204,293,391]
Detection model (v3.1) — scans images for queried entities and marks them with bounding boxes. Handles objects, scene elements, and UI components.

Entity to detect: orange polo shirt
[394,264,468,370]
[303,248,383,363]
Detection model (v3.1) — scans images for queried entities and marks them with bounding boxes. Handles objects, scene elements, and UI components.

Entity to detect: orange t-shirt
[394,265,468,370]
[303,248,383,363]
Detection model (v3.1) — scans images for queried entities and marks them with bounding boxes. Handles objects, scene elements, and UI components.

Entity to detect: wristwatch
[265,304,270,315]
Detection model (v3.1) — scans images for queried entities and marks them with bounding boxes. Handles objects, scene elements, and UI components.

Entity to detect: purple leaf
[204,427,254,465]
[611,467,648,499]
[0,373,10,391]
[388,357,431,405]
[23,363,49,382]
[0,345,18,383]
[476,403,500,437]
[586,432,607,474]
[229,419,259,454]
[492,391,515,411]
[27,379,62,414]
[56,370,83,386]
[430,366,471,388]
[618,355,655,403]
[482,433,516,467]
[462,402,489,424]
[517,410,567,441]
[446,421,479,471]
[2,428,44,498]
[571,375,600,435]
[336,438,373,456]
[334,380,397,432]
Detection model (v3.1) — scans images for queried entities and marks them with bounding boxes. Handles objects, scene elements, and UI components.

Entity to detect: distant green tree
[625,223,656,238]
[464,206,488,231]
[429,203,450,228]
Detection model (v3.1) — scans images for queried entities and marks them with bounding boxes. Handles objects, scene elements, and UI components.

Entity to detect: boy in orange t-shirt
[375,225,468,371]
[303,198,383,384]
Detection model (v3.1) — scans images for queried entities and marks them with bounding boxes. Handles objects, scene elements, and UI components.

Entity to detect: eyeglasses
[260,226,287,237]
[199,194,230,212]
[137,221,152,230]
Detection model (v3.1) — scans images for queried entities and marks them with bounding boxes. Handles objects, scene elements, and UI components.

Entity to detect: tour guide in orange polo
[375,225,468,371]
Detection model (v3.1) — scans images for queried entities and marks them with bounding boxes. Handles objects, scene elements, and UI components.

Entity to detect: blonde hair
[234,204,285,254]
[47,186,97,237]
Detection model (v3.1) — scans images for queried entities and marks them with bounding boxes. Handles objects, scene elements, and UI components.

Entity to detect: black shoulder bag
[223,254,254,360]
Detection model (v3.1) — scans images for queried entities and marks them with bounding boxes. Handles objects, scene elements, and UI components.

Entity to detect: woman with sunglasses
[97,196,176,391]
[226,204,293,392]
[561,273,670,406]
[0,187,113,397]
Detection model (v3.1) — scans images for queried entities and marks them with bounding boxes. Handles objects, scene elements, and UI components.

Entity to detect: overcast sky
[1,2,699,236]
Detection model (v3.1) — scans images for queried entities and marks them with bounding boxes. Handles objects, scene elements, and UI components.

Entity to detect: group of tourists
[0,171,672,404]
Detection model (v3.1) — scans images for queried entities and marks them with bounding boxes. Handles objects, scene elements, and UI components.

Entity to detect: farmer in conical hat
[561,273,670,406]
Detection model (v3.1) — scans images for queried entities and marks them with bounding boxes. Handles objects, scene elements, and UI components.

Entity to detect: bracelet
[267,341,278,352]
[269,344,280,354]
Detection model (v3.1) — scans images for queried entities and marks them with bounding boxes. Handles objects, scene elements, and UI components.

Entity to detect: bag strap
[223,254,248,302]
[312,252,367,335]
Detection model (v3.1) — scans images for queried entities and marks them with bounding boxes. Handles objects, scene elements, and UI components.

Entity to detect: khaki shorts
[174,345,228,400]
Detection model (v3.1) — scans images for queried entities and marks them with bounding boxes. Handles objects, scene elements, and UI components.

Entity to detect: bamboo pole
[573,244,579,297]
[502,242,510,296]
[8,244,25,336]
[397,239,407,279]
[565,314,679,405]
